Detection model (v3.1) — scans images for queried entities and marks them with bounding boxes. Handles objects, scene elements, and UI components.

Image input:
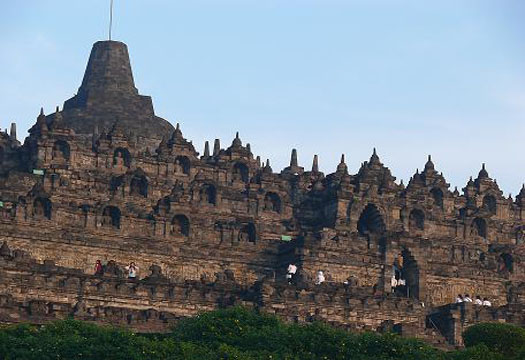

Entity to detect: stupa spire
[290,149,298,167]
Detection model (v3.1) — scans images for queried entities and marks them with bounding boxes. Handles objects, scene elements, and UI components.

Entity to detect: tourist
[315,270,325,285]
[94,260,103,276]
[482,298,492,307]
[286,263,297,284]
[474,296,483,305]
[391,276,398,292]
[125,262,139,279]
[464,294,473,302]
[455,294,464,303]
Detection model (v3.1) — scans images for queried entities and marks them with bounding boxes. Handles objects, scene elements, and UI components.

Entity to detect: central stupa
[59,40,174,143]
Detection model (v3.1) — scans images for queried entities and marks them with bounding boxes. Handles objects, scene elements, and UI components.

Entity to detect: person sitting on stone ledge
[464,294,473,302]
[286,263,297,285]
[94,260,103,276]
[125,262,139,279]
[482,298,492,307]
[455,294,464,303]
[315,270,325,285]
[474,296,483,305]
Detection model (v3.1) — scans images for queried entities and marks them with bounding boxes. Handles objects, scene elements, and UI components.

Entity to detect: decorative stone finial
[204,141,210,157]
[424,155,435,172]
[337,154,347,173]
[52,106,63,127]
[370,148,380,165]
[478,163,489,179]
[264,159,272,173]
[290,149,298,167]
[9,123,16,141]
[232,132,242,147]
[213,139,220,156]
[312,155,319,173]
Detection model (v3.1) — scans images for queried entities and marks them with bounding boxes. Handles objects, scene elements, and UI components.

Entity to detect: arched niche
[101,206,121,229]
[171,214,190,237]
[471,217,487,239]
[174,156,190,175]
[130,174,148,197]
[33,197,52,220]
[408,209,425,232]
[0,147,4,164]
[264,192,281,213]
[357,204,385,236]
[391,249,420,300]
[232,162,249,183]
[238,222,256,243]
[200,184,217,205]
[498,253,514,273]
[430,188,444,209]
[113,148,131,168]
[52,140,70,161]
[482,194,497,215]
[516,226,525,245]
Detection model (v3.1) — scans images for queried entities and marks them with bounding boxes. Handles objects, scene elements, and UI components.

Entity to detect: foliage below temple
[0,308,522,360]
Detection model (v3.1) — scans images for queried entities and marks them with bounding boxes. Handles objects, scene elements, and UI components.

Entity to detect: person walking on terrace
[286,263,297,285]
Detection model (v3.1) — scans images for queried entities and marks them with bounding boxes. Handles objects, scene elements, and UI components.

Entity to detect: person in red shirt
[94,260,103,276]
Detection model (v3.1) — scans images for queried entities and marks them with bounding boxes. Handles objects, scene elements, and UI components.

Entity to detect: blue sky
[1,0,524,194]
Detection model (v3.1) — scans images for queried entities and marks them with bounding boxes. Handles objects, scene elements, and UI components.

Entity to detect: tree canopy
[0,307,522,360]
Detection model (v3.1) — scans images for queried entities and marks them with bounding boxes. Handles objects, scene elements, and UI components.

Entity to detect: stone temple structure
[0,40,524,347]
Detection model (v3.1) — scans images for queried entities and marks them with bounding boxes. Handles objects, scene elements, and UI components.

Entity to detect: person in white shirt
[391,276,398,292]
[125,262,139,279]
[482,298,492,307]
[464,294,473,302]
[315,270,325,285]
[455,294,464,303]
[474,296,483,305]
[286,263,297,284]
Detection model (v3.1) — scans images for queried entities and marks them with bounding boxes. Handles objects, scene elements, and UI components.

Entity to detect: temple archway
[471,217,487,239]
[174,156,190,175]
[239,222,256,242]
[113,148,131,168]
[391,249,420,300]
[130,174,148,197]
[52,140,70,161]
[408,209,425,232]
[232,162,249,183]
[264,192,281,213]
[33,197,52,220]
[171,214,190,238]
[200,184,217,205]
[102,206,121,229]
[357,204,385,236]
[498,253,514,273]
[430,188,444,209]
[482,194,497,215]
